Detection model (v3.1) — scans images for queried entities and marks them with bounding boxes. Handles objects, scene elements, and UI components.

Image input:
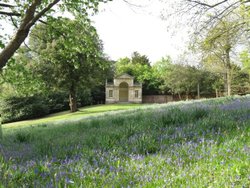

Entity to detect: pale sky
[92,0,190,63]
[0,0,190,63]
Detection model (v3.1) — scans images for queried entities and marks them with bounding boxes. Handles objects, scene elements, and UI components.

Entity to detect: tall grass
[0,95,250,187]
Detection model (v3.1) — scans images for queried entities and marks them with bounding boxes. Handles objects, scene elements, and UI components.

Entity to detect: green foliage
[0,40,5,49]
[0,0,110,69]
[46,92,70,114]
[153,57,219,97]
[115,52,161,94]
[0,123,2,140]
[0,49,46,97]
[115,52,151,81]
[198,17,246,96]
[90,86,106,104]
[1,96,250,186]
[0,95,49,123]
[28,17,108,111]
[240,50,250,75]
[0,89,94,123]
[77,88,93,106]
[0,16,111,114]
[131,51,151,66]
[231,66,250,94]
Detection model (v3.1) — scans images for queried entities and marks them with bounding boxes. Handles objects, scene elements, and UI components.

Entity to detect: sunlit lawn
[2,103,143,129]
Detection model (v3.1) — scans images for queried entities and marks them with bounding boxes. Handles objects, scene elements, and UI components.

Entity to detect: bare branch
[122,0,144,8]
[0,3,15,8]
[10,16,18,28]
[186,0,229,8]
[0,11,21,17]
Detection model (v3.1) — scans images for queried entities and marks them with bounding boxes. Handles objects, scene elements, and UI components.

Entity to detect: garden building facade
[105,73,142,103]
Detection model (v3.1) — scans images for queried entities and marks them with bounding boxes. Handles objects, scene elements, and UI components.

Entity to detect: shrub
[77,89,92,106]
[46,92,69,113]
[0,95,49,123]
[0,89,95,123]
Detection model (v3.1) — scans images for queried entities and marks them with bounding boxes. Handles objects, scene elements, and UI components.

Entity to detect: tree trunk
[69,84,78,113]
[226,67,231,96]
[223,73,227,96]
[178,93,182,100]
[197,83,200,99]
[0,123,2,140]
[186,91,189,100]
[225,46,232,96]
[215,89,218,98]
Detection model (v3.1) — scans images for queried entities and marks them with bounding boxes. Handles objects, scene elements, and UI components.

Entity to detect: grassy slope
[2,103,143,129]
[1,96,250,187]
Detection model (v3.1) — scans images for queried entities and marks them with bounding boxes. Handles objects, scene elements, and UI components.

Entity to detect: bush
[46,92,69,113]
[0,95,49,123]
[91,86,105,104]
[0,89,98,123]
[77,89,92,106]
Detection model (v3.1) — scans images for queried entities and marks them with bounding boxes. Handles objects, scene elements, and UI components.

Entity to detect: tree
[153,56,220,99]
[200,19,241,96]
[115,52,152,83]
[131,51,151,66]
[0,0,111,69]
[168,64,200,99]
[0,47,46,97]
[231,65,250,94]
[115,52,160,94]
[162,0,250,35]
[240,50,250,75]
[152,56,173,94]
[27,17,106,112]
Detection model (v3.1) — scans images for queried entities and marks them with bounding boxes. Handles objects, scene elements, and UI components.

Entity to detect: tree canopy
[0,0,111,69]
[0,16,111,113]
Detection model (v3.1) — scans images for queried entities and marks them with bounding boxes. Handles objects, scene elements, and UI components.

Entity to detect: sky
[91,0,190,63]
[0,0,190,64]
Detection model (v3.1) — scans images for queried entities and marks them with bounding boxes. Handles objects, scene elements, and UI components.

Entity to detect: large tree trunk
[69,84,78,113]
[0,29,30,69]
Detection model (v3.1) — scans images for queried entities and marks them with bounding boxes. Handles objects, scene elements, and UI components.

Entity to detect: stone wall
[142,95,173,103]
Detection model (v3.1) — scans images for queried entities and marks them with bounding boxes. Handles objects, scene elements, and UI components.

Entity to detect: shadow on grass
[2,104,143,129]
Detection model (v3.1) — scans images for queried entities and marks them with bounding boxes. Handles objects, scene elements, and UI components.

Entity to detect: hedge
[0,95,49,123]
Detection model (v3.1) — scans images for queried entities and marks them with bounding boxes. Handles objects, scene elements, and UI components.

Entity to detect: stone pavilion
[105,73,142,103]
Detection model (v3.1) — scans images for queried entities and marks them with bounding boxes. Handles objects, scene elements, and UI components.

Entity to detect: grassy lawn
[2,103,143,129]
[0,96,250,187]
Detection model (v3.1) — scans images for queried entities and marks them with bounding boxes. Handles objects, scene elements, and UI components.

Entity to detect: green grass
[0,96,250,187]
[2,103,143,129]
